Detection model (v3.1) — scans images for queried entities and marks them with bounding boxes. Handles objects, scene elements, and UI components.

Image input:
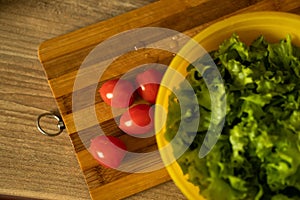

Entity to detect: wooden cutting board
[38,0,300,199]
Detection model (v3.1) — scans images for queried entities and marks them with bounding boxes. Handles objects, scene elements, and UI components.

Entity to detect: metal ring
[36,113,65,137]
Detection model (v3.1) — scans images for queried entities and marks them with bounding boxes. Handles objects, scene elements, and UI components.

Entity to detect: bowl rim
[155,11,300,200]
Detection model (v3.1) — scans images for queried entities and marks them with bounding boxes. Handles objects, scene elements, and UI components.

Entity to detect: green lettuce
[165,34,300,200]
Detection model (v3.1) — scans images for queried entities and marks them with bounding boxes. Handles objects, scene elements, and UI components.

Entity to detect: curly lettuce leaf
[164,34,300,200]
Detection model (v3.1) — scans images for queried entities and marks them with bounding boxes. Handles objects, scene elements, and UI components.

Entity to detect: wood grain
[37,0,300,199]
[0,0,185,200]
[2,0,300,199]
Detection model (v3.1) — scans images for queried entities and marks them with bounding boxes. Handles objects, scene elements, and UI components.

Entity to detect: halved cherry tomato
[99,79,135,108]
[89,135,127,168]
[119,104,154,135]
[135,69,164,104]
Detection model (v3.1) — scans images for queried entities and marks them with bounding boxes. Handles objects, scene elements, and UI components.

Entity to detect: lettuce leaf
[165,34,300,200]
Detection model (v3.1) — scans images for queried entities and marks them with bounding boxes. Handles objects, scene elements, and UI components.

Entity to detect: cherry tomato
[89,135,127,168]
[135,69,164,104]
[99,79,135,108]
[119,104,154,135]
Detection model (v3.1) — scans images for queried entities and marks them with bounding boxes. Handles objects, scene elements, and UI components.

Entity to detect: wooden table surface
[0,1,186,199]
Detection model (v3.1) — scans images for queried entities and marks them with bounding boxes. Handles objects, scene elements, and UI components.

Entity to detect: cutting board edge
[36,0,300,199]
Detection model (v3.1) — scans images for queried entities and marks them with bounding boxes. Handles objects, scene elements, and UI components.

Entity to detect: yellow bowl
[155,11,300,200]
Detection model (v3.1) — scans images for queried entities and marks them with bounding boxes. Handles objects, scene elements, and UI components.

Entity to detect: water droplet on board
[172,35,179,40]
[144,53,159,63]
[134,41,146,51]
[169,40,178,49]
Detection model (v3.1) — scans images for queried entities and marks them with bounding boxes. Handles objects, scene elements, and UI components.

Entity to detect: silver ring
[36,113,65,136]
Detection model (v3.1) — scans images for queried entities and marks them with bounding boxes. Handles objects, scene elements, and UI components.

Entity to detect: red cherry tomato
[135,69,164,104]
[99,79,135,108]
[89,135,127,168]
[119,104,154,135]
